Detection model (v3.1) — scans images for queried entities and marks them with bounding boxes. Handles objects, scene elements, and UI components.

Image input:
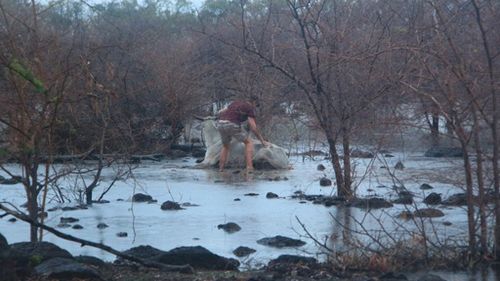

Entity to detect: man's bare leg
[243,138,254,172]
[219,143,230,172]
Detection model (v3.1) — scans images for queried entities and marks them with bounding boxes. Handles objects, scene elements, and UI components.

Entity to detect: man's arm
[247,117,270,147]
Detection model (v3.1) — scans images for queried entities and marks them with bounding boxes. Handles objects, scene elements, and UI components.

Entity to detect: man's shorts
[216,120,250,145]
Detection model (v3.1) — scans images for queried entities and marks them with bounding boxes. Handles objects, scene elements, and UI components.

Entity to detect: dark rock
[350,149,374,158]
[10,242,72,263]
[217,222,241,233]
[195,158,204,163]
[169,149,189,158]
[413,208,445,218]
[75,255,106,267]
[160,201,183,210]
[394,161,404,170]
[424,193,442,205]
[92,200,110,204]
[244,193,259,196]
[266,192,279,199]
[34,257,101,280]
[420,183,434,190]
[319,177,332,186]
[317,164,326,171]
[349,198,393,209]
[192,148,206,158]
[72,224,83,230]
[379,272,408,280]
[268,255,317,266]
[442,193,467,206]
[117,245,167,263]
[97,223,108,229]
[233,246,256,257]
[417,273,447,281]
[424,146,463,158]
[157,246,239,270]
[57,223,71,228]
[443,221,452,226]
[392,191,413,204]
[8,218,17,222]
[132,193,153,203]
[47,207,59,212]
[257,235,306,248]
[0,232,8,252]
[61,206,84,211]
[384,154,395,158]
[234,198,241,201]
[60,217,79,223]
[116,232,128,237]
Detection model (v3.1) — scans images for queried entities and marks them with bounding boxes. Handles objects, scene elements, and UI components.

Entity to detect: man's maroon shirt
[219,101,256,125]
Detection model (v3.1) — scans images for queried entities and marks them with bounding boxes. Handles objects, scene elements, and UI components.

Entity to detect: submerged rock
[317,164,326,171]
[217,222,241,233]
[160,201,183,210]
[319,177,332,186]
[266,192,279,199]
[97,223,108,229]
[116,232,128,237]
[348,198,393,209]
[257,235,306,248]
[394,161,405,170]
[132,193,154,202]
[442,193,467,206]
[233,246,256,257]
[60,217,79,223]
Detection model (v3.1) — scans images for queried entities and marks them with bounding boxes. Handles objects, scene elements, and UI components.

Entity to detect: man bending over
[216,96,269,172]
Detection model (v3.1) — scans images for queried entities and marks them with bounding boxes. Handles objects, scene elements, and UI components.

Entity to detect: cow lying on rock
[195,118,289,170]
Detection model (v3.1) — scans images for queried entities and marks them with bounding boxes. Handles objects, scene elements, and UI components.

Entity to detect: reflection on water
[408,265,499,281]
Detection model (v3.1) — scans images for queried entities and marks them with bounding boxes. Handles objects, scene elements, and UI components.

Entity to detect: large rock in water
[34,257,101,280]
[9,242,73,262]
[195,118,289,169]
[157,246,239,270]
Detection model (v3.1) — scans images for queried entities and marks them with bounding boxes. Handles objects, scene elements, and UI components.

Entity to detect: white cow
[196,118,289,169]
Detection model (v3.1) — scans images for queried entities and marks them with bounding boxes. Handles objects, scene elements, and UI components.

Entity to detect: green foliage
[7,59,47,94]
[29,255,43,266]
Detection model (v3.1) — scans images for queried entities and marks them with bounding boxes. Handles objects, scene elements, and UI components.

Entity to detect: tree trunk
[342,127,352,198]
[431,112,439,146]
[327,137,346,198]
[460,142,477,258]
[472,109,488,256]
